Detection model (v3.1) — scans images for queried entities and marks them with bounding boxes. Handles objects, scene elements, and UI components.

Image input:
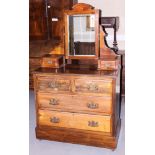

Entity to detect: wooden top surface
[33,65,119,77]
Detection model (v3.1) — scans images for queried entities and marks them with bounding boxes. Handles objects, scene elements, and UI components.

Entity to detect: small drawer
[37,93,112,114]
[41,55,64,68]
[74,78,113,95]
[100,60,119,70]
[38,110,112,133]
[37,77,71,92]
[42,57,58,68]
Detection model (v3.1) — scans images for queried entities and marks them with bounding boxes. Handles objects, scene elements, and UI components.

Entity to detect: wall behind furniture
[78,0,125,50]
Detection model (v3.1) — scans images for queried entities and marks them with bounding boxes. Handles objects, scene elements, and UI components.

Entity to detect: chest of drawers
[33,66,121,149]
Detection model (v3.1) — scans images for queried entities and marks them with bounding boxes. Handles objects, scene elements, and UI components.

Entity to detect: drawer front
[42,58,59,68]
[100,61,118,70]
[37,77,71,92]
[75,79,113,95]
[37,93,112,114]
[38,110,112,133]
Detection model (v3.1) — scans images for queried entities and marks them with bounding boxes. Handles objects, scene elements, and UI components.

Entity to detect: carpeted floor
[29,91,125,155]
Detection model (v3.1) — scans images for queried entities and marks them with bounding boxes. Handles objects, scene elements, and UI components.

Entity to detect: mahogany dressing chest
[33,3,121,149]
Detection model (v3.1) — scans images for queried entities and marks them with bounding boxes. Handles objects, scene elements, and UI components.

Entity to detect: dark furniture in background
[29,0,77,41]
[48,0,77,41]
[29,0,47,40]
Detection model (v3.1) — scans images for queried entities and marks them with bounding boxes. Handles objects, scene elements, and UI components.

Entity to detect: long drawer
[37,93,112,114]
[38,110,112,133]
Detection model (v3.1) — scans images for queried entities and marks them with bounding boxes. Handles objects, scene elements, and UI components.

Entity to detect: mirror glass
[68,14,95,56]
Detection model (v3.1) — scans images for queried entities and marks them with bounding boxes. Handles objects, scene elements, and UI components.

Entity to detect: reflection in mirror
[68,14,95,56]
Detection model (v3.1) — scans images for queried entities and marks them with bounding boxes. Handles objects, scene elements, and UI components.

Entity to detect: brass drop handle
[47,60,52,64]
[104,63,111,67]
[50,117,60,123]
[49,98,59,105]
[87,102,98,109]
[88,121,99,127]
[87,84,98,91]
[48,81,58,88]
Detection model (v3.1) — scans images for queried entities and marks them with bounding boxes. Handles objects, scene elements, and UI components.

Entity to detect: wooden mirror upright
[64,3,100,60]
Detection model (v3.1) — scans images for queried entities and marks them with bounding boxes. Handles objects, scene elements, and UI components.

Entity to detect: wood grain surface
[38,110,112,132]
[37,92,112,114]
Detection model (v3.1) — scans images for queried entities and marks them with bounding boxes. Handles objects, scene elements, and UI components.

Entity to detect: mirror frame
[64,3,100,60]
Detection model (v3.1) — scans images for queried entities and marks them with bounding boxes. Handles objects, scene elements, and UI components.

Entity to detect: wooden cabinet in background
[29,0,77,41]
[49,0,77,41]
[29,0,47,40]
